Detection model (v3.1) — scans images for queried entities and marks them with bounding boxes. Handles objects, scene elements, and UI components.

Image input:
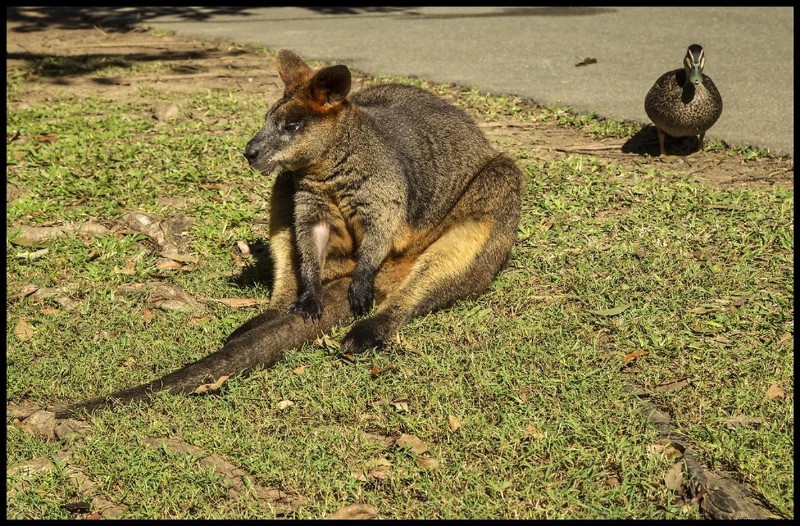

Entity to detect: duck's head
[684,44,706,86]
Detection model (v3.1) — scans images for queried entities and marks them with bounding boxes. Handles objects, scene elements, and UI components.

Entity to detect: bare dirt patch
[6,16,793,190]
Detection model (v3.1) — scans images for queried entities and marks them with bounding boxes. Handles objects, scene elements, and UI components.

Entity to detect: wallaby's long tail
[56,278,353,418]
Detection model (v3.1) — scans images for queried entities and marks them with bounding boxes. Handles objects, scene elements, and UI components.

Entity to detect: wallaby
[56,50,522,418]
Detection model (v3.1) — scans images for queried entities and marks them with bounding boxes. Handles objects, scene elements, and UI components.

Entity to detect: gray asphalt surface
[140,6,793,156]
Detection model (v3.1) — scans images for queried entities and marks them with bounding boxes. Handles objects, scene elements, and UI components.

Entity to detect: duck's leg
[656,128,667,156]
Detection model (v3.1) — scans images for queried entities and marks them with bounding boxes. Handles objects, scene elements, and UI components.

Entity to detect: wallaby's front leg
[349,212,398,317]
[289,190,330,321]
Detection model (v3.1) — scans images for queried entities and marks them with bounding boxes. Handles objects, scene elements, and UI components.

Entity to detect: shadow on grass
[621,124,701,157]
[229,240,275,291]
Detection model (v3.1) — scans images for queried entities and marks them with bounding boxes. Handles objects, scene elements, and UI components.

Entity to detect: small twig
[554,143,623,153]
[92,25,109,37]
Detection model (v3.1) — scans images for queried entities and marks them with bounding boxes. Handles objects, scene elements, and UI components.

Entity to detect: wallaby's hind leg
[341,155,522,354]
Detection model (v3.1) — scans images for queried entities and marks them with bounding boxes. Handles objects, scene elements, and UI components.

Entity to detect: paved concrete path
[136,7,792,156]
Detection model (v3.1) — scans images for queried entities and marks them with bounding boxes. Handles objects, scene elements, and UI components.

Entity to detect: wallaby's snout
[243,142,260,165]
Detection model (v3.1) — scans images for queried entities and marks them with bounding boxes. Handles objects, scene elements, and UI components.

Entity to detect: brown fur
[57,50,522,417]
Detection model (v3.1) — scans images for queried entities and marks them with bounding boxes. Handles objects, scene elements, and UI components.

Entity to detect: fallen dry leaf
[327,503,377,520]
[353,457,392,480]
[14,318,35,341]
[113,260,137,275]
[622,349,647,365]
[142,307,154,325]
[396,433,428,455]
[369,364,395,377]
[236,240,251,257]
[278,400,295,411]
[765,383,785,400]
[35,133,59,143]
[523,424,544,440]
[724,415,764,430]
[664,462,684,491]
[417,457,439,469]
[192,375,230,395]
[688,306,709,314]
[156,258,184,270]
[390,398,409,412]
[315,334,340,350]
[448,414,462,432]
[292,365,306,375]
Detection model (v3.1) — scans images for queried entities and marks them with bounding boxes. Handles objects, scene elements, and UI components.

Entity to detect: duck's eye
[283,122,301,133]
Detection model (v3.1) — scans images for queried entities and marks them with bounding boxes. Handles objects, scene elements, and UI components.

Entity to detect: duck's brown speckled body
[645,44,722,155]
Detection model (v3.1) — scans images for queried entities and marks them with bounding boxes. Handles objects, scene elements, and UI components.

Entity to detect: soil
[6,14,794,190]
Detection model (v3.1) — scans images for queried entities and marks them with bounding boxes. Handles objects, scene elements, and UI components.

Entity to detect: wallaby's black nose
[243,145,260,163]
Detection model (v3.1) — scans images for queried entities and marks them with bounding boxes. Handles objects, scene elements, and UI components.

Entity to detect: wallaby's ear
[308,65,352,109]
[276,49,312,91]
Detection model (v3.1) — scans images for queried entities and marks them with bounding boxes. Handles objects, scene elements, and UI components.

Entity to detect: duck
[644,44,722,156]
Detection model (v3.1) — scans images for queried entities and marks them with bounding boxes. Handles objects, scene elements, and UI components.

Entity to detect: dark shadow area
[228,240,275,291]
[7,6,616,34]
[6,51,231,81]
[622,124,701,157]
[6,6,257,32]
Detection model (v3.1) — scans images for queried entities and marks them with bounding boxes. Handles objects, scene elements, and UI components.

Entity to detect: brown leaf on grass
[523,424,544,440]
[156,257,185,270]
[396,433,428,455]
[664,462,684,491]
[200,183,230,192]
[390,398,409,412]
[327,503,377,520]
[765,383,785,400]
[14,318,35,341]
[448,414,462,432]
[278,400,295,411]
[35,133,59,143]
[688,306,709,314]
[292,365,306,375]
[724,415,764,430]
[369,364,395,377]
[142,307,154,325]
[622,349,647,365]
[352,457,392,481]
[113,260,137,275]
[653,377,691,392]
[417,457,439,469]
[192,375,230,395]
[315,334,340,350]
[235,240,251,257]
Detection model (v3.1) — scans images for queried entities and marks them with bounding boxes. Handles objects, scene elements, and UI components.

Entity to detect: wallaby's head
[244,49,352,173]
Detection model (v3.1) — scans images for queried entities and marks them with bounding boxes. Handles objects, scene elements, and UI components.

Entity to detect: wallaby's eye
[283,122,301,133]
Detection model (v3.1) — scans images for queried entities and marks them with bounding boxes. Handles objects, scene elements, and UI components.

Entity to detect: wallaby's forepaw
[340,316,389,354]
[289,290,324,322]
[348,277,375,318]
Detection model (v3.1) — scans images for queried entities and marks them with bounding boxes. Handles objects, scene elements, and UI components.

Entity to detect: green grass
[6,43,793,519]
